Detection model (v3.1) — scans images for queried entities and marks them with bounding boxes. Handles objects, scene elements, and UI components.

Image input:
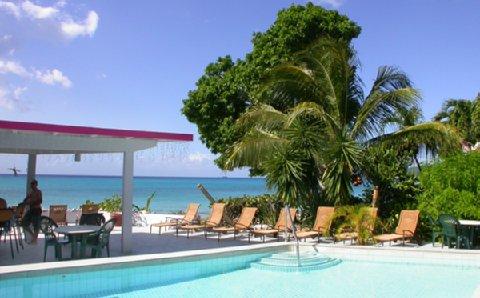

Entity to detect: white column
[121,151,134,254]
[26,154,37,197]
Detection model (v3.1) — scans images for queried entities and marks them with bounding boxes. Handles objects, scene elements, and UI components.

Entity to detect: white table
[55,225,101,258]
[458,220,480,226]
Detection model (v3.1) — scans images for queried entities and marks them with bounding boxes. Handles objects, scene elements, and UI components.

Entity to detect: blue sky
[0,0,479,177]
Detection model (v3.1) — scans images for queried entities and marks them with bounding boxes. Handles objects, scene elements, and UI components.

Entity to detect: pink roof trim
[0,120,193,142]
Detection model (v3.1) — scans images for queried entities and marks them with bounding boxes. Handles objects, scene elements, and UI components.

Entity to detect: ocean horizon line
[0,173,265,179]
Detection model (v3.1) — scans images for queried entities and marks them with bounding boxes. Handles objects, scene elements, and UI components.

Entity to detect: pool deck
[1,226,479,276]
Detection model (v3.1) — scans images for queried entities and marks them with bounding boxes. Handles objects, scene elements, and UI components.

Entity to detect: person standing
[23,179,43,244]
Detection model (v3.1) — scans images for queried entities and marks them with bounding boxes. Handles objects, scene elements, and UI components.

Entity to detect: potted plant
[99,193,156,227]
[99,194,123,226]
[133,192,156,214]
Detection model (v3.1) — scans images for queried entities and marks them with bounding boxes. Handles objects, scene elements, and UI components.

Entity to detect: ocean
[0,175,270,214]
[0,174,368,214]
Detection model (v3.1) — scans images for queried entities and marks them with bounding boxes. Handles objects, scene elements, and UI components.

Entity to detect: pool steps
[250,251,341,272]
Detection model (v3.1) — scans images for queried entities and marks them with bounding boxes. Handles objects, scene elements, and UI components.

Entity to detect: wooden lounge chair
[180,203,226,238]
[150,203,200,234]
[49,205,68,226]
[251,208,296,242]
[334,207,378,244]
[374,210,420,245]
[296,206,335,243]
[213,207,258,241]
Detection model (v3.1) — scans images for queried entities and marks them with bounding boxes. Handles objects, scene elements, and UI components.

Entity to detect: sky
[0,0,479,177]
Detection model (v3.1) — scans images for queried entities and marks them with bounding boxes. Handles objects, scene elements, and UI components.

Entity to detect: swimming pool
[1,247,479,298]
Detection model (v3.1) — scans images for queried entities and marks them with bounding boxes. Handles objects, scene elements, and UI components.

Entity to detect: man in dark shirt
[23,179,43,244]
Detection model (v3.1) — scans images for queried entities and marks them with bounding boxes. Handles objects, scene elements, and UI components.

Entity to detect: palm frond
[321,129,362,204]
[352,86,420,140]
[369,122,461,156]
[236,104,287,131]
[285,102,339,136]
[258,63,322,109]
[224,128,287,170]
[263,148,307,205]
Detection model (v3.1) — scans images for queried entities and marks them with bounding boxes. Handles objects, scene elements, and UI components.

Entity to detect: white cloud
[0,58,72,88]
[21,0,58,19]
[0,59,29,77]
[317,0,344,8]
[1,34,12,41]
[0,34,16,56]
[13,85,26,98]
[35,68,72,88]
[55,0,66,8]
[187,152,214,163]
[61,11,99,38]
[1,1,98,40]
[0,1,20,18]
[0,85,25,110]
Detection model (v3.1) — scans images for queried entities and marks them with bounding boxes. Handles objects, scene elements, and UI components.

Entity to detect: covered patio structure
[0,120,193,253]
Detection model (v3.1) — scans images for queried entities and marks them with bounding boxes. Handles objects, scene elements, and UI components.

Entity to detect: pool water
[132,260,480,298]
[1,251,479,298]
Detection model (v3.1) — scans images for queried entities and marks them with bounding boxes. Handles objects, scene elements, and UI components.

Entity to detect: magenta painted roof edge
[0,120,193,142]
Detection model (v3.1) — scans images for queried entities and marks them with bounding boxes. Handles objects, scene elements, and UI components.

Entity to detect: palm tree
[434,99,476,143]
[334,205,376,245]
[224,39,460,206]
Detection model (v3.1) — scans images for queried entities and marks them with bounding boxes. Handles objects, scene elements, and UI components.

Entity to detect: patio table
[55,225,101,259]
[458,220,480,249]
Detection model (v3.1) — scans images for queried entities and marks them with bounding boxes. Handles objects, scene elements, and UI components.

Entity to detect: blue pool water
[1,250,479,298]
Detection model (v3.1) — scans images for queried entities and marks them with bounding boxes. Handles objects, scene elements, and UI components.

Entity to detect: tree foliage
[225,38,460,207]
[362,146,421,218]
[417,152,480,220]
[182,3,361,165]
[434,94,480,143]
[217,194,281,227]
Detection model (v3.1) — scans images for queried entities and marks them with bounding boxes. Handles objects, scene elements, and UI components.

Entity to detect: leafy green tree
[434,96,480,143]
[362,146,421,218]
[418,152,480,220]
[182,3,361,166]
[225,39,460,207]
[471,94,480,140]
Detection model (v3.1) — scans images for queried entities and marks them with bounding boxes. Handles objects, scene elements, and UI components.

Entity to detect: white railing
[284,205,301,267]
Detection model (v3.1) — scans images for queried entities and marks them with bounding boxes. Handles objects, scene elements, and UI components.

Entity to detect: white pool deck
[1,223,480,277]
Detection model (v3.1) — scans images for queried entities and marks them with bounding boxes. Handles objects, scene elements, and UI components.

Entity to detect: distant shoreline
[0,173,265,179]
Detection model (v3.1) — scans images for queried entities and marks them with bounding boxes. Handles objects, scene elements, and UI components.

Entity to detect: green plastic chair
[437,214,469,249]
[427,215,443,247]
[85,219,115,257]
[39,216,70,261]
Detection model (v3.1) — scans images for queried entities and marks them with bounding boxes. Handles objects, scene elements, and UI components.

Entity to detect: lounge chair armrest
[234,222,249,229]
[187,218,200,225]
[277,225,291,232]
[402,229,414,237]
[315,225,330,231]
[205,220,219,227]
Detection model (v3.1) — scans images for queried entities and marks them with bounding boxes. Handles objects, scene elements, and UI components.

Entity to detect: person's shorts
[23,209,42,230]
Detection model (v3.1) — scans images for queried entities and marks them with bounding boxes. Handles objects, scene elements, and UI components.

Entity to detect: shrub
[362,146,421,218]
[332,205,377,244]
[417,152,480,220]
[217,194,282,226]
[98,194,122,213]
